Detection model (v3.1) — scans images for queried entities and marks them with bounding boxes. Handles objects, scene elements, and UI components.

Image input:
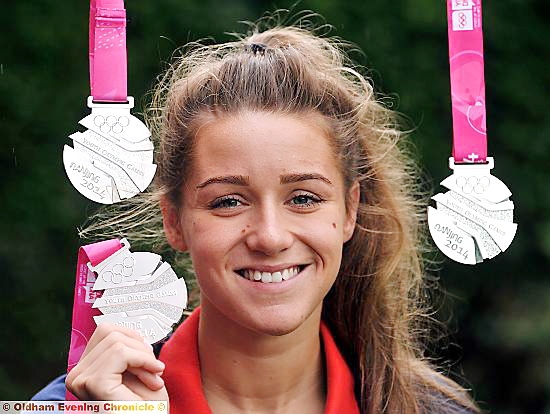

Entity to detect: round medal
[88,238,187,344]
[428,158,517,264]
[63,97,157,204]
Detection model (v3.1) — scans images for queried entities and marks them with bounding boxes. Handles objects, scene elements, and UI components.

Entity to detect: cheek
[320,204,350,240]
[182,215,240,269]
[182,217,214,262]
[312,210,347,273]
[307,220,344,263]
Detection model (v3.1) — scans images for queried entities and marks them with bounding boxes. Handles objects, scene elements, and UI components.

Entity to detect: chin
[239,304,322,337]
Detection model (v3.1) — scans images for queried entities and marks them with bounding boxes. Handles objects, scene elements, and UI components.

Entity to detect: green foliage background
[1,1,548,412]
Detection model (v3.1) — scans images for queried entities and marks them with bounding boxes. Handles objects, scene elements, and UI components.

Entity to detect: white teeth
[238,266,302,284]
[272,272,282,283]
[282,268,290,280]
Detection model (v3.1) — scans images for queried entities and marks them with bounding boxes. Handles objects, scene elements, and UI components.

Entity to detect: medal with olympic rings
[63,0,156,204]
[428,0,517,264]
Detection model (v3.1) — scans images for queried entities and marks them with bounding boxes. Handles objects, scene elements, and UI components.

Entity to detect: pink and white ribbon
[447,0,488,163]
[66,239,122,400]
[89,0,127,102]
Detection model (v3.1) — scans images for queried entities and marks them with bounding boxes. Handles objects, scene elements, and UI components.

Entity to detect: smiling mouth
[235,265,306,284]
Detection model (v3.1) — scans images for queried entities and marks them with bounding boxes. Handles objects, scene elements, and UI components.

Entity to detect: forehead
[189,110,340,181]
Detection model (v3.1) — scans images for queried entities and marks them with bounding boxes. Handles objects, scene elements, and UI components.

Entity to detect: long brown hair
[82,17,479,414]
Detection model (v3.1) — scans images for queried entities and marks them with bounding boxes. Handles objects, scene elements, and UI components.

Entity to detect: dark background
[1,1,548,412]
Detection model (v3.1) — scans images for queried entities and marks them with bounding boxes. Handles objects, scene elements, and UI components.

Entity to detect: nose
[245,203,294,256]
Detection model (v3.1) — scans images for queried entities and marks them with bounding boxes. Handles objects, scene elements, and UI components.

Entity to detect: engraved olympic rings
[93,114,130,135]
[101,256,136,284]
[455,175,491,195]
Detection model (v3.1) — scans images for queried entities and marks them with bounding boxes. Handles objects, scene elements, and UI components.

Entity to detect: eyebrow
[196,175,250,189]
[196,172,333,189]
[280,173,333,186]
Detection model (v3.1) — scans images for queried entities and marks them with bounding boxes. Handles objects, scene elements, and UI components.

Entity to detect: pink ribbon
[89,0,127,102]
[66,239,122,400]
[447,0,488,163]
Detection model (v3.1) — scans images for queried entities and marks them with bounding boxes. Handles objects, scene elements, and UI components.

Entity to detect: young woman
[35,23,479,414]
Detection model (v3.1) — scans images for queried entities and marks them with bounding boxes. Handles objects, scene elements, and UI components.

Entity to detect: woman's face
[164,110,358,336]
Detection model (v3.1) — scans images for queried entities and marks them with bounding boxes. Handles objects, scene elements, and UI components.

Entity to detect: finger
[67,348,164,400]
[80,329,155,367]
[83,341,164,375]
[126,367,165,391]
[72,338,161,384]
[121,372,169,400]
[67,340,164,400]
[82,323,147,359]
[66,369,92,400]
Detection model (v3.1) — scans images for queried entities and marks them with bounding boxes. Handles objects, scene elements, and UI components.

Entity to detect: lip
[233,264,311,291]
[234,263,305,274]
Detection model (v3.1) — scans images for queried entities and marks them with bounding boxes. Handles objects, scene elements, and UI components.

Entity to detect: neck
[198,299,325,414]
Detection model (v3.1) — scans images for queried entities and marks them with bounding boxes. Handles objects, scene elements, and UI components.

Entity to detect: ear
[160,196,188,251]
[343,181,360,243]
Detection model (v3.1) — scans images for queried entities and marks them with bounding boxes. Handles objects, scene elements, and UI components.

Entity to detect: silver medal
[428,157,517,264]
[89,239,187,344]
[63,97,157,204]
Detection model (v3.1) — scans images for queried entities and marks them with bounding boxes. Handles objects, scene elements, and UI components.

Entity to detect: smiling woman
[162,111,357,341]
[35,18,478,414]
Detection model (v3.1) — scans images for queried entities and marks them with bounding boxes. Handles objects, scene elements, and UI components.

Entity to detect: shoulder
[31,374,66,401]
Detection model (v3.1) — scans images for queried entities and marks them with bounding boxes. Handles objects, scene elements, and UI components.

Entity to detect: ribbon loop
[447,0,488,163]
[89,0,127,102]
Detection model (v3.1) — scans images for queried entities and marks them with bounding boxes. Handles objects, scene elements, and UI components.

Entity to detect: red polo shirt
[159,309,360,414]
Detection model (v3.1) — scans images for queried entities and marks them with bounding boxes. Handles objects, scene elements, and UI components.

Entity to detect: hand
[66,324,168,401]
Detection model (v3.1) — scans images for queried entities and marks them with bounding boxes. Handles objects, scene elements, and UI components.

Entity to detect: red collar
[159,309,360,414]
